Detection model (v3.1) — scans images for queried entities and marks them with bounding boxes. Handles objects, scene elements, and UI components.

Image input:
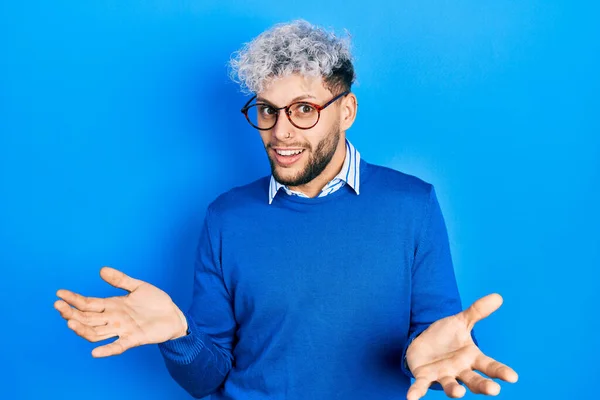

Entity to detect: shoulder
[362,159,434,203]
[205,175,270,219]
[361,160,443,241]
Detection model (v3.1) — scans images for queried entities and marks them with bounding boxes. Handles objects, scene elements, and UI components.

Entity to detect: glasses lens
[289,103,319,129]
[245,104,277,130]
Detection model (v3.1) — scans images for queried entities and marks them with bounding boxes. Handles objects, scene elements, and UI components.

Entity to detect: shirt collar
[268,138,361,204]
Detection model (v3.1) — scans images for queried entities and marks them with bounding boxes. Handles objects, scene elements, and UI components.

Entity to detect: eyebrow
[256,94,317,106]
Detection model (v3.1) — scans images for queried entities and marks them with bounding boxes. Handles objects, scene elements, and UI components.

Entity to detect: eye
[298,104,315,114]
[258,104,276,116]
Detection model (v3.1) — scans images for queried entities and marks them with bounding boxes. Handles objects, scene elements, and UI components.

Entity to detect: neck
[286,136,347,198]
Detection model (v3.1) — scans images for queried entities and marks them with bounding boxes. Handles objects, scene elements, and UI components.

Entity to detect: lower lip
[273,149,305,166]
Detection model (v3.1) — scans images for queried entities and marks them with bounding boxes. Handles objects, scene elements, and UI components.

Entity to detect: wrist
[404,331,424,374]
[170,306,189,340]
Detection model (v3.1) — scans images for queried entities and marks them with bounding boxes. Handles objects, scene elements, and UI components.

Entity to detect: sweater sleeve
[400,185,478,389]
[158,206,236,399]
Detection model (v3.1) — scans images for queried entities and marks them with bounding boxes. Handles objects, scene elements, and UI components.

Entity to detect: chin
[273,166,304,185]
[274,169,299,183]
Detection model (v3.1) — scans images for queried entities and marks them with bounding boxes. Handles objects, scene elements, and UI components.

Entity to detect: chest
[221,215,414,328]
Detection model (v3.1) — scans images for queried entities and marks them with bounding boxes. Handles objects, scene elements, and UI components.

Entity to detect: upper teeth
[277,149,303,156]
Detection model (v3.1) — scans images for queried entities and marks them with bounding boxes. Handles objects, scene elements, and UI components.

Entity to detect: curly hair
[229,19,355,95]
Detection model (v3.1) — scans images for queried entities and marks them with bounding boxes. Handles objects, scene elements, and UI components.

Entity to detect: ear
[340,92,358,131]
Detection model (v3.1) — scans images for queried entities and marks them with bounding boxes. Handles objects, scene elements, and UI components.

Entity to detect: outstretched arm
[400,185,518,399]
[158,206,237,398]
[54,206,236,399]
[400,185,473,387]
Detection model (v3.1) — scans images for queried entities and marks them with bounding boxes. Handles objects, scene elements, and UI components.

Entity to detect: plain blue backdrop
[1,1,598,399]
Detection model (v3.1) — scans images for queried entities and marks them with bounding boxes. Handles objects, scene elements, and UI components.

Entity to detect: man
[54,20,518,400]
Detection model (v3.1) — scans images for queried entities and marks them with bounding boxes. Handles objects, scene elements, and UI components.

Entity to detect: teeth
[276,149,303,156]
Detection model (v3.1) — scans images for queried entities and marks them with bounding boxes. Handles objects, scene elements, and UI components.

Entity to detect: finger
[474,354,519,383]
[100,266,143,293]
[406,377,432,400]
[94,323,121,337]
[54,299,77,320]
[92,336,138,358]
[438,376,466,398]
[67,319,117,343]
[56,289,106,312]
[54,300,109,327]
[461,293,503,329]
[458,369,500,395]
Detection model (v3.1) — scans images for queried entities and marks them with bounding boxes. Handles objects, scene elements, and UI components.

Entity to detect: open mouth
[273,149,305,166]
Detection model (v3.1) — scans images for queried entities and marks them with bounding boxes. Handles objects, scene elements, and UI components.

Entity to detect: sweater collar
[268,138,361,204]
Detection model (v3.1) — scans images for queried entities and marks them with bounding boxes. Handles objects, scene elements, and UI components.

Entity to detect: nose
[271,109,295,140]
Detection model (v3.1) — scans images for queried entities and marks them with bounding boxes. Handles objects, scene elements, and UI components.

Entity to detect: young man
[55,20,518,400]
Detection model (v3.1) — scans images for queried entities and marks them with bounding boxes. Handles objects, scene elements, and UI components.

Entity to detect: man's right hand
[54,266,188,358]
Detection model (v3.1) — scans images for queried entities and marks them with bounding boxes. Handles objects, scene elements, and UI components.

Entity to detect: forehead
[258,74,331,104]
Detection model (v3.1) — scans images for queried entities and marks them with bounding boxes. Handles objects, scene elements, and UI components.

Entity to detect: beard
[268,122,341,187]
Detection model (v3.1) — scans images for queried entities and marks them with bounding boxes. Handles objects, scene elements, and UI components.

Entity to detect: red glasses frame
[240,90,350,130]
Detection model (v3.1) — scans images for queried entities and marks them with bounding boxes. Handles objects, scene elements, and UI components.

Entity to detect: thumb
[461,292,503,330]
[100,266,143,292]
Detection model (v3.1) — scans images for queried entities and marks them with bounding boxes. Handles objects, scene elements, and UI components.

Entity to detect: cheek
[307,126,336,150]
[259,132,271,147]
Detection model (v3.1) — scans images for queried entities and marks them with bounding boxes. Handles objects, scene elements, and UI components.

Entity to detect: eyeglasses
[240,90,350,130]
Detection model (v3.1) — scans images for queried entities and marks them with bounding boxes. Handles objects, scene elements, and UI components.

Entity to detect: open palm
[406,293,518,399]
[54,267,187,357]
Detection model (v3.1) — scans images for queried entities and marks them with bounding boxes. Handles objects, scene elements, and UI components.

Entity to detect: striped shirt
[268,138,361,204]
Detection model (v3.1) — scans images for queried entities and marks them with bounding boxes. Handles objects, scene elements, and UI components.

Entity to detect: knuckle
[81,332,96,342]
[473,379,487,394]
[89,335,102,343]
[491,361,504,374]
[465,382,481,394]
[67,320,77,332]
[73,326,86,338]
[58,306,70,319]
[473,375,485,385]
[70,294,80,305]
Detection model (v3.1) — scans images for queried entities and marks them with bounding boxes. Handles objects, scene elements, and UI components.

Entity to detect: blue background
[1,1,598,399]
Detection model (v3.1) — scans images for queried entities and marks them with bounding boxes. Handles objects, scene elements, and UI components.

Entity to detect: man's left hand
[406,293,518,400]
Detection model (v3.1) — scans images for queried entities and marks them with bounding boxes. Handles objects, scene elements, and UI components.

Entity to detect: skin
[257,74,358,198]
[54,267,188,357]
[405,293,519,399]
[54,73,518,399]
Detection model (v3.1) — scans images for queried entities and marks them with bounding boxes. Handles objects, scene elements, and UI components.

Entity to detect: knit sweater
[158,158,472,399]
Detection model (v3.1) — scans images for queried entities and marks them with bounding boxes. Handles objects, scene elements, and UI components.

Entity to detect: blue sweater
[158,158,471,399]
